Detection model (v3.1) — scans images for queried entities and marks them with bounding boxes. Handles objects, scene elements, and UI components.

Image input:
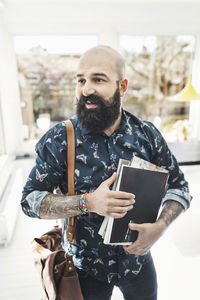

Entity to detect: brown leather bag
[31,120,84,300]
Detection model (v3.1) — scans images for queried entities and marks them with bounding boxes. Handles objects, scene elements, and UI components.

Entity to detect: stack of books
[98,156,169,245]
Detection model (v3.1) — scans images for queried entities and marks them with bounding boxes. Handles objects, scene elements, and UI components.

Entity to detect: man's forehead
[77,52,117,77]
[76,66,114,77]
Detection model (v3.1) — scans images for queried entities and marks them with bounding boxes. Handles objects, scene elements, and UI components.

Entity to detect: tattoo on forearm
[159,200,184,227]
[39,194,81,219]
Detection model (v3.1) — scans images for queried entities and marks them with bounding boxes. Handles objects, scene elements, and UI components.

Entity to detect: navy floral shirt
[21,109,191,284]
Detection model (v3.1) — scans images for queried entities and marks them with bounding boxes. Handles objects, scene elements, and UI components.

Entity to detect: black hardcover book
[108,166,169,244]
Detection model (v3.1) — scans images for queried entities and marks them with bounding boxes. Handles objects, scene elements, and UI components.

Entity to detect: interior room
[0,1,200,299]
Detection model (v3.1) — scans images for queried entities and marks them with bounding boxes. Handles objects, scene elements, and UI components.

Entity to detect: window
[120,35,196,142]
[14,35,98,139]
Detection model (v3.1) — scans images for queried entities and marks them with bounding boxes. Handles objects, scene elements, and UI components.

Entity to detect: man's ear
[119,79,128,97]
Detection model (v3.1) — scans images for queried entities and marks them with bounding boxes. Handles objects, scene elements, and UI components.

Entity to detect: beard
[76,87,121,132]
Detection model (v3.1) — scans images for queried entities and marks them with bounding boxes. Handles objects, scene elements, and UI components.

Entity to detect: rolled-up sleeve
[24,190,51,218]
[162,188,192,211]
[21,122,67,218]
[146,122,192,210]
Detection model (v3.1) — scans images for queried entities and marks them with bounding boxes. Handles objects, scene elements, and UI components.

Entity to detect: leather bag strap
[65,120,75,195]
[64,120,77,244]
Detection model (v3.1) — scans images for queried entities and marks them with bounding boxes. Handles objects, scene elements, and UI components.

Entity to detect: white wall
[0,9,23,155]
[3,1,200,35]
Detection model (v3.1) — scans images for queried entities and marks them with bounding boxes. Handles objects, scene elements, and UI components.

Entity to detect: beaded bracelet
[79,192,88,214]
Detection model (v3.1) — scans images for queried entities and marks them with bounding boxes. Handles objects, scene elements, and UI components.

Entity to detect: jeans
[78,257,157,300]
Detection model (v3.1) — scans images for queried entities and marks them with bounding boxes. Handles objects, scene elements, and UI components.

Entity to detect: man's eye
[94,78,104,82]
[78,79,85,84]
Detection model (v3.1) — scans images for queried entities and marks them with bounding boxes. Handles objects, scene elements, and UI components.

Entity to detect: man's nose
[82,82,95,97]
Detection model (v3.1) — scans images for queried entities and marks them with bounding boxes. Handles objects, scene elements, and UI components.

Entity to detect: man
[21,45,191,300]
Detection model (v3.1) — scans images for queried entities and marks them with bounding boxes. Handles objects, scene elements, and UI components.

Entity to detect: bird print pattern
[22,109,191,284]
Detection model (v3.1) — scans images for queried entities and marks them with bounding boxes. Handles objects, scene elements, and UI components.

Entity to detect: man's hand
[86,173,135,218]
[123,200,184,255]
[123,219,167,255]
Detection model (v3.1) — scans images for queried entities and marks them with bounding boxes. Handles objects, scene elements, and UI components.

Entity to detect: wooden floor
[0,159,200,300]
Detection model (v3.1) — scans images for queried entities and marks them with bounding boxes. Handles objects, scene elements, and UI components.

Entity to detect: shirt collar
[115,108,130,134]
[80,124,91,136]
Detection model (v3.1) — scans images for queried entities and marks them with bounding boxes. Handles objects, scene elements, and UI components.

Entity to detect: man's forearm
[39,193,81,219]
[158,200,184,227]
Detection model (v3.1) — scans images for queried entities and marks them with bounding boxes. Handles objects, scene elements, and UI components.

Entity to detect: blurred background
[0,0,200,299]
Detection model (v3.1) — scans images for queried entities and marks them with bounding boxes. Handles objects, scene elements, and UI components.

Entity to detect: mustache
[77,94,112,108]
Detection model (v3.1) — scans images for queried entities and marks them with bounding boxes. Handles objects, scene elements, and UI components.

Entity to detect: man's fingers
[123,240,141,252]
[123,241,149,255]
[103,172,117,187]
[108,199,135,207]
[104,198,135,217]
[106,204,134,218]
[124,247,148,255]
[109,205,134,214]
[109,190,135,200]
[128,222,143,231]
[109,212,127,218]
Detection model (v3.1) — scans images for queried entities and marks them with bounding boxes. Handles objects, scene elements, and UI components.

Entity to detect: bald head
[79,45,125,80]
